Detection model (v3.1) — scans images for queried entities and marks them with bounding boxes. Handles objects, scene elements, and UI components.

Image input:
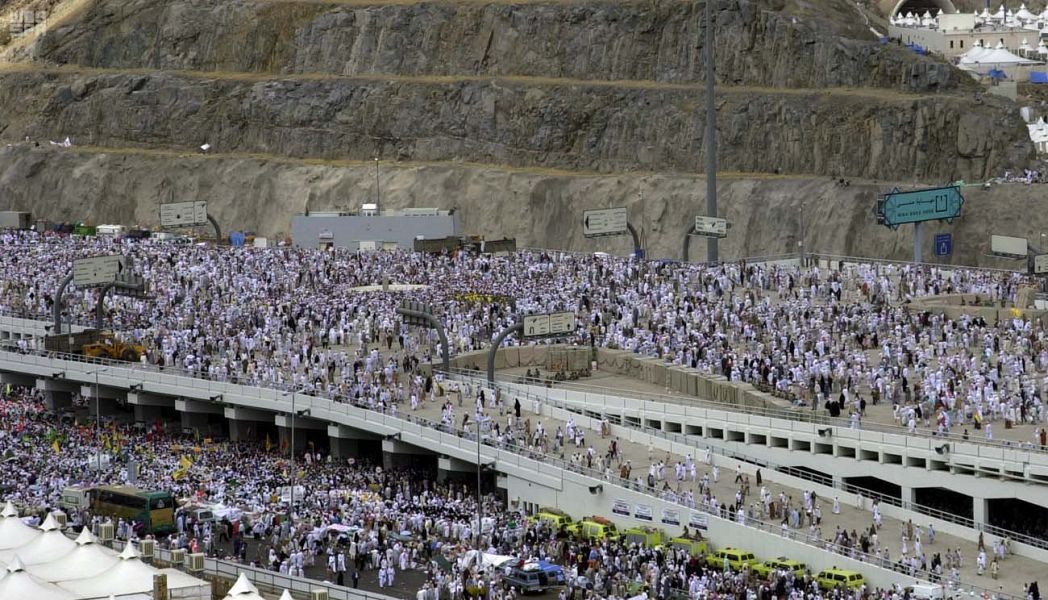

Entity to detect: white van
[96,224,126,237]
[59,486,91,513]
[906,583,945,599]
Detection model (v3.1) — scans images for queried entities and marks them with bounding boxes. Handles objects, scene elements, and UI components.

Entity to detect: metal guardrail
[6,342,1046,553]
[105,538,398,600]
[0,347,1013,598]
[445,371,1048,554]
[469,369,1048,458]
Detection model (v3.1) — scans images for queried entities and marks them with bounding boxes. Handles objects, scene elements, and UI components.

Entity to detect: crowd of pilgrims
[2,387,1014,600]
[2,231,1048,446]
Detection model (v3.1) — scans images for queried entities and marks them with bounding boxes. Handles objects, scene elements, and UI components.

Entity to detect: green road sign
[876,186,964,229]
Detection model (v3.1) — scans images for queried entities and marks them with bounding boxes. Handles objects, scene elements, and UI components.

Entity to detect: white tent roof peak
[74,528,96,546]
[7,556,25,573]
[278,591,294,600]
[118,543,139,561]
[937,8,944,16]
[227,573,259,596]
[1,502,17,518]
[997,40,1006,49]
[38,513,60,532]
[922,10,932,18]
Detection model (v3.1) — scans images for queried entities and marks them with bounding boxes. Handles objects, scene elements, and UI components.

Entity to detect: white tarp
[457,550,517,570]
[27,529,118,582]
[0,514,76,565]
[0,557,76,600]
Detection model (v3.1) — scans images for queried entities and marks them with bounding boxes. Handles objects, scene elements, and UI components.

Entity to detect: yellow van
[753,557,807,579]
[621,526,665,548]
[566,516,619,541]
[706,548,759,571]
[666,533,709,557]
[528,508,573,532]
[816,569,865,591]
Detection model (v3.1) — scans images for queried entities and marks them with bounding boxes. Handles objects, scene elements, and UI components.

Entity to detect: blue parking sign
[935,233,952,256]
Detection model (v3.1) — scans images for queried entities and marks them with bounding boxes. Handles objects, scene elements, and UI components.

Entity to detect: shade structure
[0,556,77,600]
[0,513,76,565]
[27,529,119,582]
[223,572,267,600]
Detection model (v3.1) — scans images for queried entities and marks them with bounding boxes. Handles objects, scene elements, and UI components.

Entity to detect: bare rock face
[0,0,1038,260]
[1,144,1044,269]
[0,69,1030,181]
[29,0,968,93]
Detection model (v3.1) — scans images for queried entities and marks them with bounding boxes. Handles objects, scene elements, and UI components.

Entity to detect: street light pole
[476,411,482,553]
[88,368,108,475]
[374,157,381,214]
[289,390,296,527]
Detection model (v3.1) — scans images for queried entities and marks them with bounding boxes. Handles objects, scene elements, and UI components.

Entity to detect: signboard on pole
[523,314,551,337]
[876,186,964,229]
[73,255,125,288]
[582,208,628,238]
[547,312,576,335]
[1035,254,1048,274]
[934,233,952,257]
[693,215,728,238]
[524,312,576,338]
[160,201,208,228]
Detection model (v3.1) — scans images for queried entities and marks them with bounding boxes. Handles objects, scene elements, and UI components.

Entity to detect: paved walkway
[405,386,1044,597]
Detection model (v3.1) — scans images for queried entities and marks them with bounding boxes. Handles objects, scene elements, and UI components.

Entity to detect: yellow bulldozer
[45,329,145,362]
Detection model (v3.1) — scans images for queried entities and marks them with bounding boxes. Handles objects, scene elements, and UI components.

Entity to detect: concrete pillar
[330,438,359,460]
[228,420,257,443]
[180,411,208,431]
[89,397,121,418]
[901,486,917,506]
[973,497,989,525]
[133,404,163,423]
[327,424,378,460]
[277,426,307,455]
[43,390,73,412]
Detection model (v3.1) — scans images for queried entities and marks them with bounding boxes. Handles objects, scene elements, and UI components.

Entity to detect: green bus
[91,486,176,535]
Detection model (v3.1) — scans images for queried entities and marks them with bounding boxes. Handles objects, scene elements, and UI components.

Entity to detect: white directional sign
[73,255,126,287]
[523,314,551,337]
[694,215,728,237]
[160,201,209,227]
[1035,254,1048,274]
[583,207,628,238]
[523,312,576,337]
[548,311,576,334]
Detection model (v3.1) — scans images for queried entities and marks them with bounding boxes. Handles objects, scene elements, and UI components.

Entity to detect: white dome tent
[0,502,41,551]
[26,528,118,582]
[57,543,209,599]
[1017,3,1035,21]
[223,572,267,600]
[0,556,76,600]
[0,513,76,566]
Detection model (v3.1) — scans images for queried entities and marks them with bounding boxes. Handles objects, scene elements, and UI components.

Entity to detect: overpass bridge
[0,344,1006,595]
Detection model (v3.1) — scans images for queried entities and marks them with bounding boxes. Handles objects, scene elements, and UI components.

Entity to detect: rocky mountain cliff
[0,0,1040,264]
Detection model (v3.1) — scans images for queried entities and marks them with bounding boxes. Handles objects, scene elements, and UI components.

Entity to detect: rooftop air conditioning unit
[52,512,67,527]
[170,547,186,567]
[186,552,205,572]
[309,590,330,600]
[97,522,114,542]
[139,538,155,559]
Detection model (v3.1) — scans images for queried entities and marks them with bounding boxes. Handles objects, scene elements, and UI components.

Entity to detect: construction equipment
[45,329,145,362]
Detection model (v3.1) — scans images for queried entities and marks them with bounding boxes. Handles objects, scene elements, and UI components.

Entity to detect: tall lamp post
[281,388,308,528]
[86,368,109,475]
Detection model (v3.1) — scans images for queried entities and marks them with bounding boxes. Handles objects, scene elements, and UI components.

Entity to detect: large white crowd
[2,230,1048,599]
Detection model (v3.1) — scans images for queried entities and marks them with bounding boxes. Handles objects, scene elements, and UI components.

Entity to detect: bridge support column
[973,497,989,525]
[43,390,73,412]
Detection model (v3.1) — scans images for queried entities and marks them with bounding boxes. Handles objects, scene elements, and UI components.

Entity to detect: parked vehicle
[706,548,759,571]
[816,569,865,591]
[753,557,807,578]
